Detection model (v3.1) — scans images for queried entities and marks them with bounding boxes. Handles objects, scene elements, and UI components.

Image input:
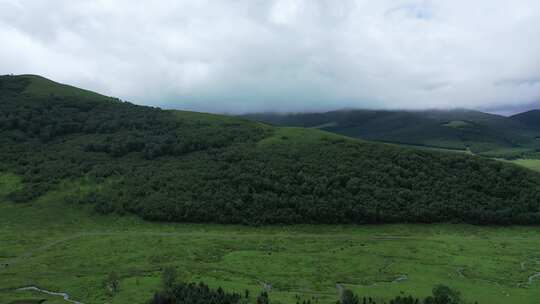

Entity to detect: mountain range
[242,109,540,158]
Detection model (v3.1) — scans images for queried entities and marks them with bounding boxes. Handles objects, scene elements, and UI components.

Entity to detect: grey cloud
[384,3,433,20]
[0,0,540,113]
[495,78,540,87]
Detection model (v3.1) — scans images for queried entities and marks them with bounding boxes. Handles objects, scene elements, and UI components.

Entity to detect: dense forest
[511,110,540,129]
[2,75,540,225]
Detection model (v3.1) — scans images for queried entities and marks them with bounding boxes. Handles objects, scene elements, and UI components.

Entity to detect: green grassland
[0,173,22,200]
[442,120,473,128]
[510,159,540,173]
[257,127,350,147]
[1,174,540,304]
[21,75,112,102]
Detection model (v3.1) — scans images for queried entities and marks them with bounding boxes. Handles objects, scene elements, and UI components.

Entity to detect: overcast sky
[1,0,539,114]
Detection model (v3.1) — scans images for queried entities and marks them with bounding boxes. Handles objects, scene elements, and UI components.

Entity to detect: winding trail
[17,286,83,304]
[392,274,408,283]
[527,273,540,285]
[455,267,465,278]
[516,258,540,287]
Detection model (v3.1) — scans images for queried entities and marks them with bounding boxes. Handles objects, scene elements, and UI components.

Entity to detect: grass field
[442,120,473,128]
[510,159,540,173]
[21,75,111,101]
[1,174,540,304]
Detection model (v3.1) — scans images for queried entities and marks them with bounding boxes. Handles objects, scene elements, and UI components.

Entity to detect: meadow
[1,178,540,304]
[510,159,540,173]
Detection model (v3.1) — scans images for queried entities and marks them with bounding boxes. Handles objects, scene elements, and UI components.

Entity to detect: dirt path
[392,274,408,283]
[455,267,465,278]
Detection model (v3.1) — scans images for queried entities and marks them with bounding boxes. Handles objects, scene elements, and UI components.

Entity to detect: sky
[1,0,539,114]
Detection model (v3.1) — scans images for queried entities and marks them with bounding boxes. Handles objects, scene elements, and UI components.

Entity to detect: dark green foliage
[426,284,463,304]
[340,289,359,304]
[106,271,120,295]
[2,75,540,225]
[149,282,470,304]
[149,282,241,304]
[511,110,540,129]
[389,295,421,304]
[256,292,270,304]
[338,285,468,304]
[162,267,178,290]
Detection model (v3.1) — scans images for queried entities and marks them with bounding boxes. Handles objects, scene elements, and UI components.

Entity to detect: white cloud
[0,0,539,113]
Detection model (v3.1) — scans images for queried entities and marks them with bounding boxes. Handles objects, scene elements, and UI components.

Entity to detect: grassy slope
[510,159,540,173]
[1,174,540,304]
[21,74,112,101]
[0,173,22,200]
[257,127,350,147]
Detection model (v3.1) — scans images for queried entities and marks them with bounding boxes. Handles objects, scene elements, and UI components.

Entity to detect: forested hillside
[242,110,540,155]
[511,110,540,129]
[2,75,540,225]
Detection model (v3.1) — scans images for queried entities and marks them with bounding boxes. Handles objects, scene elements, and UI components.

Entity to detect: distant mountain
[2,74,540,225]
[511,110,540,129]
[242,109,540,155]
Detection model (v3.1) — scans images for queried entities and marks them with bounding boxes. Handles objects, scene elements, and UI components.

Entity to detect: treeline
[150,282,243,304]
[338,285,475,304]
[148,269,475,304]
[149,267,255,304]
[2,75,540,225]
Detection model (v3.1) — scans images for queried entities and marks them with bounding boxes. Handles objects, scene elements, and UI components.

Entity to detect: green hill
[511,110,540,129]
[1,74,540,225]
[243,109,540,155]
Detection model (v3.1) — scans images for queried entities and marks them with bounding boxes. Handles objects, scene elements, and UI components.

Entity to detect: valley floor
[1,194,540,304]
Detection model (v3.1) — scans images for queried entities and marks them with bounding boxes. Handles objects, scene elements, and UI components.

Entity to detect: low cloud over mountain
[1,0,539,113]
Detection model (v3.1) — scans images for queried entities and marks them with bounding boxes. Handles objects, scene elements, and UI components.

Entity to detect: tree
[426,285,462,304]
[106,271,120,295]
[162,266,178,290]
[340,289,359,304]
[257,291,270,304]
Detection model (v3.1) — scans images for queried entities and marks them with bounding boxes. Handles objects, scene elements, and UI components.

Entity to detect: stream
[528,272,540,285]
[17,286,83,304]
